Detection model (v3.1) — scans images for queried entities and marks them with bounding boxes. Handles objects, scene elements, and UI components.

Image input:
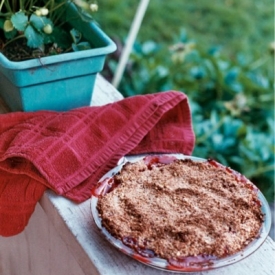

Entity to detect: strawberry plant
[0,0,98,60]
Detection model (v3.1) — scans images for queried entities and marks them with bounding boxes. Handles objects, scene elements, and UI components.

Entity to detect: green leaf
[70,29,82,44]
[45,26,71,49]
[24,25,44,48]
[74,6,94,22]
[11,11,28,31]
[0,18,4,28]
[72,42,91,52]
[4,28,17,39]
[1,18,17,39]
[30,14,53,32]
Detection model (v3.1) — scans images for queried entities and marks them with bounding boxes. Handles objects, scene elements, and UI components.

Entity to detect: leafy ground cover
[97,1,274,201]
[97,0,274,61]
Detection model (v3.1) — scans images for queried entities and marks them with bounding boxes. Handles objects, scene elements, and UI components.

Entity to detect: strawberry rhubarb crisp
[96,156,264,263]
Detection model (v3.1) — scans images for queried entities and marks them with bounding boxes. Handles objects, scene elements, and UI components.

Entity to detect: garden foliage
[107,31,274,201]
[0,0,98,58]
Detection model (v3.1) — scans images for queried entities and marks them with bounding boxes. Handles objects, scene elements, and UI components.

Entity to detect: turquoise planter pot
[0,4,116,112]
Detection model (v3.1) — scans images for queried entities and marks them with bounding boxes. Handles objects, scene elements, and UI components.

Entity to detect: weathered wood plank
[40,190,275,275]
[0,204,86,275]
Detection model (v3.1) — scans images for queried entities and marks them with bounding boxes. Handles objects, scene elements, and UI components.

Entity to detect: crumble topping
[97,158,264,260]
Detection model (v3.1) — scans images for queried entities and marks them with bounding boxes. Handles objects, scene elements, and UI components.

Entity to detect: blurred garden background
[95,0,274,202]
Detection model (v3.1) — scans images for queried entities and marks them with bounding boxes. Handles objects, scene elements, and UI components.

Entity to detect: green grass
[96,0,274,60]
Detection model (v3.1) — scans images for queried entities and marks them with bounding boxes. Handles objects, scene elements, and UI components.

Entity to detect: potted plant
[0,0,116,112]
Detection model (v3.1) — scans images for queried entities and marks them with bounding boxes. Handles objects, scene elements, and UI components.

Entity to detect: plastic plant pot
[0,3,116,112]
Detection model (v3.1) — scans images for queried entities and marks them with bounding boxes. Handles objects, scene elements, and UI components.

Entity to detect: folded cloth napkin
[0,91,195,237]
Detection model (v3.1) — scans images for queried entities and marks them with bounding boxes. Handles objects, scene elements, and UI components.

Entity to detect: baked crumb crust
[97,158,264,260]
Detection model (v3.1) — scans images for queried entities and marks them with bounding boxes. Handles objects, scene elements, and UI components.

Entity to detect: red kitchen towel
[0,91,195,236]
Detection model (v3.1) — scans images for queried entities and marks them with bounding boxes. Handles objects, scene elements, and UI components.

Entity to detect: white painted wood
[40,190,275,275]
[92,74,124,105]
[0,204,86,275]
[0,75,275,275]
